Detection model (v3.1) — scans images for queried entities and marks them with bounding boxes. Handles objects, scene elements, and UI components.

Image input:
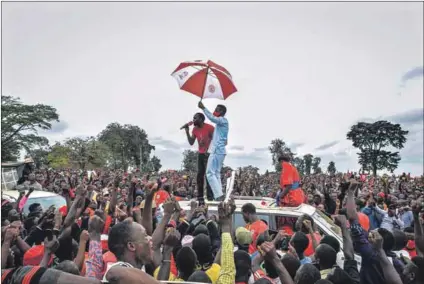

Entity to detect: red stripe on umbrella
[180,68,208,98]
[171,60,237,100]
[210,68,237,100]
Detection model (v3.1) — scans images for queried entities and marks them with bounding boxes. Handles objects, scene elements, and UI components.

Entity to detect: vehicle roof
[2,190,61,200]
[1,162,26,168]
[178,198,316,216]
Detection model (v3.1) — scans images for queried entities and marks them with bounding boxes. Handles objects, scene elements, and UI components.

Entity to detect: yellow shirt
[154,263,221,283]
[216,232,235,284]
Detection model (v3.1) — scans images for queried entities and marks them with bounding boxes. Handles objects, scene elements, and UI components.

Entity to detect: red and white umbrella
[171,60,237,100]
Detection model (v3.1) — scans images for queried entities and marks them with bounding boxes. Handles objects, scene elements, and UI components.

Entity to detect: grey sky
[2,2,423,174]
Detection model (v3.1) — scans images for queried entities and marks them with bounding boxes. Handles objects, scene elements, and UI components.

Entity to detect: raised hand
[80,230,90,243]
[113,174,121,188]
[334,215,347,228]
[44,235,60,254]
[368,230,383,250]
[76,184,87,197]
[260,242,278,261]
[163,198,176,215]
[163,228,181,248]
[88,215,105,235]
[4,227,19,244]
[303,220,313,232]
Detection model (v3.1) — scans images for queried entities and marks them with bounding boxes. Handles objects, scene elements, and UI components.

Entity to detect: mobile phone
[280,236,291,251]
[45,229,53,241]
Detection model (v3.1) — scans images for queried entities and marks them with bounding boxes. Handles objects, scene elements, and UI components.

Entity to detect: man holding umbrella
[198,101,228,201]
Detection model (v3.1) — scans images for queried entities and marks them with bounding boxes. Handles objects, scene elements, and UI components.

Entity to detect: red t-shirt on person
[192,123,214,154]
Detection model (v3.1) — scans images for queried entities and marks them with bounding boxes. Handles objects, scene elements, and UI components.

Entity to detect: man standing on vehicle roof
[277,154,305,207]
[16,173,42,192]
[198,101,228,201]
[182,112,215,204]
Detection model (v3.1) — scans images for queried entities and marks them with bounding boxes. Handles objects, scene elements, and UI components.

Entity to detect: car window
[23,196,66,215]
[234,213,270,229]
[275,215,298,232]
[312,210,342,237]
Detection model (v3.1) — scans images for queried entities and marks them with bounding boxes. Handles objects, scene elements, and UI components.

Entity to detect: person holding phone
[183,112,215,203]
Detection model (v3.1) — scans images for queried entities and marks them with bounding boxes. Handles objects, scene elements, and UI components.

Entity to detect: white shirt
[102,262,134,283]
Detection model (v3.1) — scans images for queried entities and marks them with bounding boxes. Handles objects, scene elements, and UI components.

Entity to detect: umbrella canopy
[171,60,237,100]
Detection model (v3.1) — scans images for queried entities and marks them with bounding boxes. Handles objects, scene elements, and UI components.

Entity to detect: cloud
[150,137,186,151]
[39,120,69,134]
[289,142,305,151]
[385,108,424,126]
[253,147,269,153]
[401,66,424,86]
[229,145,245,151]
[357,108,423,127]
[315,141,339,151]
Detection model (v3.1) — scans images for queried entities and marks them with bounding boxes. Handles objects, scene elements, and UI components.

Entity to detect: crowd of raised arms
[1,166,424,284]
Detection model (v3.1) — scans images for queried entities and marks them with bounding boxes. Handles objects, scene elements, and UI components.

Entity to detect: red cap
[377,192,385,198]
[23,245,53,266]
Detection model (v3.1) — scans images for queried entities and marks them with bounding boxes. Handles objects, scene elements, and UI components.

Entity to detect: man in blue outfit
[198,101,228,201]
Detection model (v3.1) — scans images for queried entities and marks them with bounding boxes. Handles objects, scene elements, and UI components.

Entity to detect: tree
[303,154,314,175]
[268,139,295,172]
[150,156,162,172]
[347,120,408,176]
[47,143,71,169]
[293,157,305,176]
[29,147,51,168]
[98,123,155,171]
[312,157,321,174]
[64,137,109,169]
[1,96,59,161]
[182,150,198,172]
[327,161,337,175]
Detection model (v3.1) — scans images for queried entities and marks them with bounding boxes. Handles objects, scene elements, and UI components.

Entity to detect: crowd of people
[1,164,424,284]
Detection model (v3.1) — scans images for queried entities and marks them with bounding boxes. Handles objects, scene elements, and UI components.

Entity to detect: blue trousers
[206,154,226,199]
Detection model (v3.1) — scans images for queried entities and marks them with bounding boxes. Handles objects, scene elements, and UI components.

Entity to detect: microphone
[180,121,193,130]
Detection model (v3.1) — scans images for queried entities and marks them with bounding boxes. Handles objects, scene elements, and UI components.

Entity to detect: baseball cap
[235,227,253,246]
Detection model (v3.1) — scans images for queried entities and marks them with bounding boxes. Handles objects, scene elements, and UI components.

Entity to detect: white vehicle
[179,197,362,269]
[2,190,66,215]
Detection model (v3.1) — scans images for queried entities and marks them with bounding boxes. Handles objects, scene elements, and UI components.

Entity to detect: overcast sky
[2,2,423,175]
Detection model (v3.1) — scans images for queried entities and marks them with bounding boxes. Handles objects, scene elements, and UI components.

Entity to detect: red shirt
[192,123,214,154]
[245,220,268,254]
[305,232,321,256]
[280,162,300,189]
[155,189,170,206]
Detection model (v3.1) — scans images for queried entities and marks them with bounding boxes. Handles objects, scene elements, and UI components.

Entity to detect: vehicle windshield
[234,212,270,229]
[313,210,342,237]
[22,196,66,215]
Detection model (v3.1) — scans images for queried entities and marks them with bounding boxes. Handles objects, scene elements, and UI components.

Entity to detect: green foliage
[64,137,109,170]
[47,143,71,169]
[268,139,295,172]
[98,123,155,171]
[312,157,321,174]
[29,147,51,168]
[182,150,198,172]
[303,154,313,175]
[327,161,337,175]
[150,156,162,172]
[293,157,305,176]
[347,120,408,176]
[1,96,59,161]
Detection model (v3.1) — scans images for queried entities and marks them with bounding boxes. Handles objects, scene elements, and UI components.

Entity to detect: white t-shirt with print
[102,262,134,283]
